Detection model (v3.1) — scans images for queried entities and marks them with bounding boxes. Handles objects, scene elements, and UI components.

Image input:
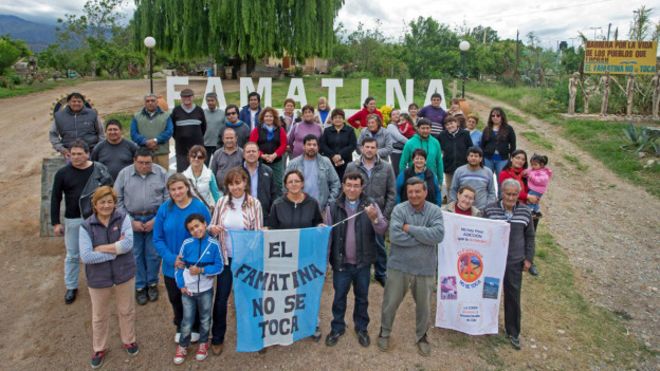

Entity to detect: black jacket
[245,162,280,219]
[319,125,357,168]
[481,126,516,159]
[79,162,113,219]
[327,194,377,270]
[266,193,323,229]
[438,129,474,173]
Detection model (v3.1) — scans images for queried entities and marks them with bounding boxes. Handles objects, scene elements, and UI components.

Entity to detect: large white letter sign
[360,79,369,107]
[286,78,308,107]
[424,80,447,109]
[240,77,272,108]
[386,79,414,108]
[202,77,228,109]
[321,78,343,109]
[166,76,189,110]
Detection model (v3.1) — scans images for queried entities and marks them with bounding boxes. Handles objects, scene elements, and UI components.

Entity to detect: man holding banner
[378,177,444,357]
[483,178,535,350]
[324,172,388,348]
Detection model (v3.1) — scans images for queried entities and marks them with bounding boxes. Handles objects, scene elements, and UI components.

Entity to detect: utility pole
[607,23,612,40]
[588,26,602,40]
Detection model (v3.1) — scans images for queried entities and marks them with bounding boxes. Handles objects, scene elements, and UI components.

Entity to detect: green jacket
[399,134,444,184]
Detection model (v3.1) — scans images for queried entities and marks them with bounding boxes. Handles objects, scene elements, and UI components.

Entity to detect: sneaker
[191,332,200,343]
[90,350,106,369]
[174,332,181,344]
[211,343,224,356]
[528,264,540,276]
[136,289,148,306]
[195,342,209,361]
[123,342,139,356]
[173,345,187,365]
[309,326,322,342]
[417,335,431,357]
[147,284,159,302]
[509,335,521,350]
[377,334,389,352]
[356,329,370,348]
[324,330,345,346]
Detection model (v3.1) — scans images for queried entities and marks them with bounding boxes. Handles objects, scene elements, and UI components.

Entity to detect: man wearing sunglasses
[131,94,174,170]
[218,104,251,149]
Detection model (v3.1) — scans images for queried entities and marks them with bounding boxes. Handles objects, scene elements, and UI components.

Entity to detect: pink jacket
[524,167,553,194]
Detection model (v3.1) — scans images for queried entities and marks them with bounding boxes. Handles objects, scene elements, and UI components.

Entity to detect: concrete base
[40,156,66,237]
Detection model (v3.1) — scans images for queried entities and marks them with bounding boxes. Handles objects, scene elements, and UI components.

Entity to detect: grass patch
[467,81,558,119]
[563,154,589,171]
[559,118,659,197]
[0,79,80,99]
[225,77,430,109]
[521,131,554,150]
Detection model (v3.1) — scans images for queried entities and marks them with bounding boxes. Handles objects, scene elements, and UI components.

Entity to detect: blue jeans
[373,234,387,280]
[527,189,543,213]
[485,157,508,181]
[64,217,83,290]
[181,289,213,347]
[132,229,161,289]
[331,264,371,333]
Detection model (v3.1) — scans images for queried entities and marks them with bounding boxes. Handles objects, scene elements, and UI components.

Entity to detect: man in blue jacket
[239,92,262,130]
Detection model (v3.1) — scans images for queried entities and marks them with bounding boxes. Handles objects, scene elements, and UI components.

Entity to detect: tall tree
[133,0,343,73]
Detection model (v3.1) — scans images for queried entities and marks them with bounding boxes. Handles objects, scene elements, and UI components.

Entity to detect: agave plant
[622,123,660,155]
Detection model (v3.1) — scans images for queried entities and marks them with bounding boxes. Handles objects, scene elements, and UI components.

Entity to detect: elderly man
[286,134,340,211]
[378,177,444,357]
[346,137,396,287]
[324,171,388,348]
[114,147,168,305]
[51,140,113,304]
[202,92,225,166]
[91,119,138,180]
[210,128,243,192]
[483,178,535,350]
[172,88,206,172]
[130,94,174,170]
[49,92,105,156]
[243,141,279,218]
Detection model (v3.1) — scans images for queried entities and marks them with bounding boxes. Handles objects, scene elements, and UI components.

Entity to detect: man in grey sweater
[449,146,497,210]
[377,177,444,357]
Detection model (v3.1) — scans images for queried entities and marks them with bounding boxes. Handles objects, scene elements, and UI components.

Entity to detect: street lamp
[143,36,156,94]
[459,40,471,98]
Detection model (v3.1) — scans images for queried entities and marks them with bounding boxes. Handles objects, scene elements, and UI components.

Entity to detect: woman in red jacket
[249,107,287,190]
[498,149,539,206]
[347,96,383,129]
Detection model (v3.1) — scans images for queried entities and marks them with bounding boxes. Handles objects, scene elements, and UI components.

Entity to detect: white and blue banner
[230,226,331,352]
[435,212,510,335]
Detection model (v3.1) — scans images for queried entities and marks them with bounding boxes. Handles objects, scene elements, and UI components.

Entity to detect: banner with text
[230,226,330,352]
[435,212,510,335]
[584,40,657,75]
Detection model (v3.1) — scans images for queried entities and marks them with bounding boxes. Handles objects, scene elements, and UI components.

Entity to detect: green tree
[0,36,31,75]
[403,17,460,79]
[133,0,343,74]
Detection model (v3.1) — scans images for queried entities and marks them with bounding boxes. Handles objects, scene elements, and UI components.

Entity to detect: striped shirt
[210,194,263,265]
[482,202,535,263]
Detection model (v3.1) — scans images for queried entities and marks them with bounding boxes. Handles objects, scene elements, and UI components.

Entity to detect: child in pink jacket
[524,154,552,215]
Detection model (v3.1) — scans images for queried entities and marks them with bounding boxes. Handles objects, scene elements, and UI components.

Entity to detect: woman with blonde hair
[79,186,137,368]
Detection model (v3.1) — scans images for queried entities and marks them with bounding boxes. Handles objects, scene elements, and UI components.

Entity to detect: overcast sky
[1,0,656,49]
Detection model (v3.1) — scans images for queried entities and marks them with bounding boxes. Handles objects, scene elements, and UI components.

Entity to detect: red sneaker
[195,342,209,361]
[173,345,187,365]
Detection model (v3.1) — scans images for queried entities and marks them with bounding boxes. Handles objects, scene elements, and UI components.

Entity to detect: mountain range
[0,14,57,52]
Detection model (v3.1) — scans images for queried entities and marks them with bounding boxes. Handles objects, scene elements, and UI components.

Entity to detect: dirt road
[0,80,656,370]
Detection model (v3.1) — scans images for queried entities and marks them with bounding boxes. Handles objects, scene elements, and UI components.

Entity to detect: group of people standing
[48,88,551,369]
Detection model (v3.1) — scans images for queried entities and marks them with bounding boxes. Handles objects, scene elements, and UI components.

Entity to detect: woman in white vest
[182,145,222,210]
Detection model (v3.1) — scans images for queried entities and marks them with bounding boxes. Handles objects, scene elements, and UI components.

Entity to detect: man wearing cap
[171,88,206,172]
[130,94,174,170]
[203,92,225,166]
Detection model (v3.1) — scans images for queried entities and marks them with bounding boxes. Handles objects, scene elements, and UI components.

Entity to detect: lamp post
[459,40,471,98]
[143,36,156,94]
